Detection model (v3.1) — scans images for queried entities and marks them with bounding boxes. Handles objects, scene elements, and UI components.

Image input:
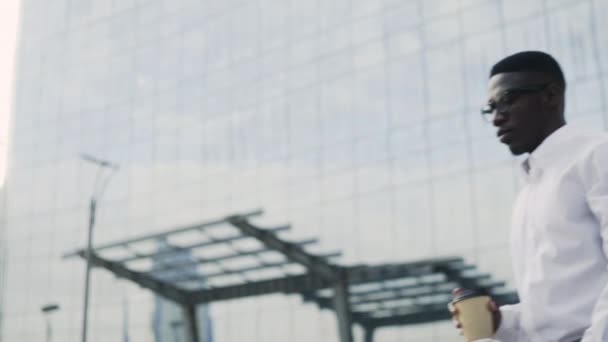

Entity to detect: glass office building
[2,0,608,341]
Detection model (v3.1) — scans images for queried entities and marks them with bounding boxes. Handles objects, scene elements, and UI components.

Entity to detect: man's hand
[448,288,502,335]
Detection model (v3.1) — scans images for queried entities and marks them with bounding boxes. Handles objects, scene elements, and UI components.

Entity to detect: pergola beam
[190,273,331,303]
[119,225,290,264]
[227,215,340,281]
[149,238,324,277]
[63,209,264,258]
[77,251,190,305]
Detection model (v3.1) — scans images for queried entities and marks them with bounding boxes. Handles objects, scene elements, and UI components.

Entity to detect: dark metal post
[228,217,354,342]
[364,327,375,342]
[81,198,96,342]
[183,304,200,342]
[45,315,52,342]
[332,271,353,342]
[170,320,183,342]
[79,154,118,342]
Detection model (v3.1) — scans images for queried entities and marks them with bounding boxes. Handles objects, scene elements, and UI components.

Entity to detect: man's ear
[542,83,562,109]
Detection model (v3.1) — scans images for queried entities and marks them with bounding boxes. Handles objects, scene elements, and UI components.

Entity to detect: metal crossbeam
[364,303,451,327]
[190,273,332,303]
[74,251,190,304]
[346,257,464,283]
[227,215,340,280]
[351,287,451,306]
[149,248,269,276]
[180,261,462,305]
[304,291,450,324]
[166,260,295,283]
[308,291,513,329]
[63,209,263,258]
[364,291,519,329]
[165,250,343,285]
[149,238,321,277]
[351,282,448,300]
[118,225,290,264]
[349,274,493,305]
[356,301,450,317]
[434,262,498,290]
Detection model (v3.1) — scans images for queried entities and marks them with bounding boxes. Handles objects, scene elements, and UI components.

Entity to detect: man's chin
[508,143,527,156]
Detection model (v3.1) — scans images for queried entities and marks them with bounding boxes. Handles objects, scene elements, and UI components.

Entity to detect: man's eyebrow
[487,90,502,102]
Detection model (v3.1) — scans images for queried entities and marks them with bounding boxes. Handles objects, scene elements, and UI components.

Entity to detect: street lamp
[79,154,119,342]
[41,303,60,342]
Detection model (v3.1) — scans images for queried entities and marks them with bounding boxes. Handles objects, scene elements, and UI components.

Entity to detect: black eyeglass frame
[480,83,551,122]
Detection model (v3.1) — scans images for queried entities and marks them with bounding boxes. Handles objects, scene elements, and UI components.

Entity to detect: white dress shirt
[494,125,608,342]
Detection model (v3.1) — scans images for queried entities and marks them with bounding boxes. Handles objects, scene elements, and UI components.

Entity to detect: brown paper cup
[453,295,494,342]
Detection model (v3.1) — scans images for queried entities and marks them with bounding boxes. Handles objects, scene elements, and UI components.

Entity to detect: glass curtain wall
[2,0,608,341]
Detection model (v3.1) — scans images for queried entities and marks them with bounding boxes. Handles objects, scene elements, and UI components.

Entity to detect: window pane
[427,44,464,116]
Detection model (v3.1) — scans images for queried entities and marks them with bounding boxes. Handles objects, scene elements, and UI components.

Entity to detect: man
[450,51,608,341]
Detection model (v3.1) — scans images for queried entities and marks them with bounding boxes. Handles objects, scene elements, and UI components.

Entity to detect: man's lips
[497,128,514,143]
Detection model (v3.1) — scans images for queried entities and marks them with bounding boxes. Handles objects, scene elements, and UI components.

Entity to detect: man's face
[486,72,548,155]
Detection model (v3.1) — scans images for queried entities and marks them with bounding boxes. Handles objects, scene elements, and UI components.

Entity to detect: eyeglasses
[480,83,550,123]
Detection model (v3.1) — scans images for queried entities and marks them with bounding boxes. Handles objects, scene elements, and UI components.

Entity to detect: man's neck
[531,120,566,154]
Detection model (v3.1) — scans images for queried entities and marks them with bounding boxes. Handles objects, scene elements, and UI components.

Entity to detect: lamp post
[41,303,60,342]
[79,154,118,342]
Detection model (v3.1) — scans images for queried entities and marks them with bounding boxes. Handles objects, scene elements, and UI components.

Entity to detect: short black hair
[490,51,566,89]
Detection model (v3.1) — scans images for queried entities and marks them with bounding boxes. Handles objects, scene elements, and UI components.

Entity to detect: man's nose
[492,110,508,126]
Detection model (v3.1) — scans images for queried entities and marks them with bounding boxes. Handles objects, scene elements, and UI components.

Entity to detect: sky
[0,0,21,186]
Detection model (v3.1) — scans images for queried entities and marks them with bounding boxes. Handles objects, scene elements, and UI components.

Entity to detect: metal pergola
[64,209,517,342]
[302,262,517,342]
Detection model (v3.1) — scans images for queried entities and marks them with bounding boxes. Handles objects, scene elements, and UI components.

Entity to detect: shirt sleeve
[581,141,608,342]
[493,304,530,342]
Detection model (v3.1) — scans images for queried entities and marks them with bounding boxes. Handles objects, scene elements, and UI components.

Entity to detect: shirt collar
[521,124,575,175]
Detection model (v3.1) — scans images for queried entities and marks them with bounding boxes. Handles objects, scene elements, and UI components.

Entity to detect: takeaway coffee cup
[452,289,494,342]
